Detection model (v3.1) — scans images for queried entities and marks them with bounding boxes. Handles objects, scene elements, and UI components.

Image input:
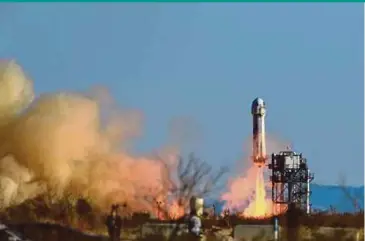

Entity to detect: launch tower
[268,151,314,215]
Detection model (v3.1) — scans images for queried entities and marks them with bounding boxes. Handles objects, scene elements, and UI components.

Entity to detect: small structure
[233,225,274,241]
[0,223,30,241]
[222,208,231,228]
[187,196,204,240]
[105,204,122,241]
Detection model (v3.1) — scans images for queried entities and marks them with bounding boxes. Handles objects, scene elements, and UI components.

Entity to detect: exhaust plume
[0,61,177,213]
[221,135,291,218]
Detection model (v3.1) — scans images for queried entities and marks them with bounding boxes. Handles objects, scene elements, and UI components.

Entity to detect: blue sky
[0,3,363,185]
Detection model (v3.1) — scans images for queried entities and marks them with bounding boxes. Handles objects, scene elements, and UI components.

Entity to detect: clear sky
[0,3,363,185]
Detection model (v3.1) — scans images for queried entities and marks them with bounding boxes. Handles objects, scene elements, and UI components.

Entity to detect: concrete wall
[140,223,188,238]
[233,225,274,241]
[5,223,109,241]
[233,224,362,241]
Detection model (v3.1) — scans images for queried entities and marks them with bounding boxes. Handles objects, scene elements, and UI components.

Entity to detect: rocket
[251,97,267,167]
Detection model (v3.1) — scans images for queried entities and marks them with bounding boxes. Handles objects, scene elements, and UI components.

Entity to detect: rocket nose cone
[252,97,264,106]
[251,97,265,114]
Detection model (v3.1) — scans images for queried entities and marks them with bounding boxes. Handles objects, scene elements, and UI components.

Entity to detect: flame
[221,164,272,218]
[242,166,272,218]
[221,136,290,218]
[153,197,186,220]
[168,200,185,220]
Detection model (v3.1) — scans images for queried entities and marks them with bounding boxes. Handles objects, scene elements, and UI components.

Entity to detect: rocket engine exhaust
[251,97,267,168]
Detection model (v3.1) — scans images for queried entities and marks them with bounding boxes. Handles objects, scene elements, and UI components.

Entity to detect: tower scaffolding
[268,151,314,215]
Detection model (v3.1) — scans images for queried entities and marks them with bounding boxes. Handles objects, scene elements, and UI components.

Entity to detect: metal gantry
[268,151,314,215]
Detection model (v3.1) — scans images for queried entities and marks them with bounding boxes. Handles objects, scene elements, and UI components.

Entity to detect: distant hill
[310,184,364,212]
[205,184,364,214]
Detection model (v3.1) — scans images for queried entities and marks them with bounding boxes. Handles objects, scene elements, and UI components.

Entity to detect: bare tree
[338,174,363,213]
[150,153,228,220]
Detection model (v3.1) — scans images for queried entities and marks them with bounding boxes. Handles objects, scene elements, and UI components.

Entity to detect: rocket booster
[251,97,267,167]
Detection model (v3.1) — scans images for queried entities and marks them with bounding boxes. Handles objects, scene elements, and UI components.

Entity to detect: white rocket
[251,97,267,167]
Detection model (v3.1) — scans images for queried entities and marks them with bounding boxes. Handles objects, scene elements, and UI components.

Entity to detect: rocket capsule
[251,97,266,116]
[251,97,267,167]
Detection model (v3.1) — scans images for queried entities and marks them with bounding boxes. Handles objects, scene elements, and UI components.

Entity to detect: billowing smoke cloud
[0,61,176,212]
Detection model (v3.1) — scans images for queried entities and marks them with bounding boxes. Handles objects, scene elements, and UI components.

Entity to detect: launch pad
[268,151,314,214]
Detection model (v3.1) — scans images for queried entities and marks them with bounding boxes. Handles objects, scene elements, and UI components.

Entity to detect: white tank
[190,196,204,216]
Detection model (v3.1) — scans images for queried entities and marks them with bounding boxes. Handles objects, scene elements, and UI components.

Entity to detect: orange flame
[221,164,273,219]
[221,136,291,218]
[242,166,272,218]
[168,200,185,220]
[153,195,186,220]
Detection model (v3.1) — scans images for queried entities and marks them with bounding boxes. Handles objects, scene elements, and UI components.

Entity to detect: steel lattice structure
[268,151,314,215]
